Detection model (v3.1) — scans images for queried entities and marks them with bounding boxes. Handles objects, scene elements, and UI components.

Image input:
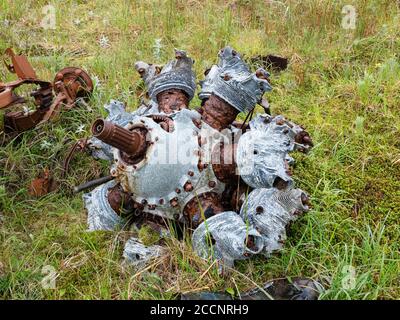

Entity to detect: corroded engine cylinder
[92,119,148,162]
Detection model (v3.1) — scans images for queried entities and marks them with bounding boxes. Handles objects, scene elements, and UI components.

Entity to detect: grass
[0,0,399,300]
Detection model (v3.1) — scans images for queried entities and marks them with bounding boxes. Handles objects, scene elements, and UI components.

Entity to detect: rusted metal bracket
[0,48,93,135]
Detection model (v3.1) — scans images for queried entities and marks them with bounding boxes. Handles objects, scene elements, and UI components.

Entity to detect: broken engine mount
[0,48,93,138]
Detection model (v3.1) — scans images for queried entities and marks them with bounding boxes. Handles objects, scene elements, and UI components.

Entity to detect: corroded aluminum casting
[192,211,263,267]
[123,238,165,268]
[83,180,124,231]
[199,46,272,113]
[240,188,309,256]
[135,49,196,105]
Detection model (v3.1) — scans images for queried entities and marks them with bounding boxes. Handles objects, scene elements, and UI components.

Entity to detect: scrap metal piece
[198,46,272,113]
[192,211,263,267]
[180,277,323,300]
[240,278,323,300]
[4,48,37,79]
[248,54,289,72]
[83,180,125,231]
[28,168,56,197]
[135,49,196,104]
[123,237,164,267]
[237,114,312,189]
[240,188,309,256]
[0,48,93,135]
[74,175,114,193]
[181,292,233,300]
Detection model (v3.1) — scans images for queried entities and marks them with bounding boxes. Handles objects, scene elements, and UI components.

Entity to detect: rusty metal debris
[248,54,289,72]
[28,168,56,197]
[78,46,313,269]
[0,48,93,137]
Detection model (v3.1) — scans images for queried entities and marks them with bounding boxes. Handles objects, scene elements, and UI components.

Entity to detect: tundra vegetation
[0,0,399,299]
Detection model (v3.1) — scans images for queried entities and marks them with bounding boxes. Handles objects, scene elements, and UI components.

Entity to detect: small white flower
[75,124,85,134]
[40,140,52,150]
[92,75,101,88]
[22,106,34,115]
[3,19,10,27]
[88,10,95,17]
[99,35,110,48]
[73,18,81,26]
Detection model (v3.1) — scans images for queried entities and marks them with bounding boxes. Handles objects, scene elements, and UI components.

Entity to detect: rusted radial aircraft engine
[82,47,313,268]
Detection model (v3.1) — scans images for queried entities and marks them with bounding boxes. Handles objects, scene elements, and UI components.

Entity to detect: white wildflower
[99,35,110,48]
[92,75,101,88]
[75,124,85,134]
[40,140,52,150]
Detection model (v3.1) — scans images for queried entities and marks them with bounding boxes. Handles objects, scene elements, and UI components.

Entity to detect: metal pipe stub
[91,119,148,162]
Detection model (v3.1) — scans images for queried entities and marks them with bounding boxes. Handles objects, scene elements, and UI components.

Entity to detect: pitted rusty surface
[92,119,149,164]
[183,192,224,229]
[211,142,238,183]
[0,48,93,135]
[156,89,189,113]
[198,94,239,131]
[148,114,174,132]
[107,183,135,216]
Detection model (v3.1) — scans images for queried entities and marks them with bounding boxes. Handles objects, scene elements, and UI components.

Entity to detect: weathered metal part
[28,168,56,197]
[198,94,239,131]
[181,277,323,300]
[146,114,174,134]
[211,142,238,183]
[248,54,289,72]
[39,67,93,124]
[83,180,125,231]
[91,119,148,163]
[156,88,189,113]
[236,114,312,189]
[73,175,115,193]
[123,237,164,267]
[107,182,135,216]
[1,49,93,135]
[240,188,309,256]
[240,278,323,300]
[112,109,226,221]
[4,48,37,79]
[0,79,52,110]
[228,182,250,212]
[53,67,93,101]
[199,46,272,113]
[135,49,196,103]
[192,211,263,267]
[182,192,224,229]
[62,138,87,178]
[86,100,138,161]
